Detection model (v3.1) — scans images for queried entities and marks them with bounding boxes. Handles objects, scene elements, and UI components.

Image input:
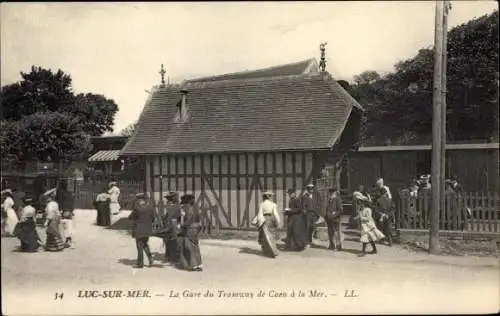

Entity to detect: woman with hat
[43,188,65,252]
[178,194,203,271]
[1,188,18,237]
[284,188,308,251]
[13,196,42,252]
[108,181,121,217]
[56,179,75,248]
[252,191,281,257]
[94,186,111,227]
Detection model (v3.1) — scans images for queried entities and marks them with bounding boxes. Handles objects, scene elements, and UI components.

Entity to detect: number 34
[54,292,64,300]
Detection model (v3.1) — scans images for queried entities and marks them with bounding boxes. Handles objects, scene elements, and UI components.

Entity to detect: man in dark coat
[128,192,155,268]
[325,187,343,251]
[301,183,322,247]
[164,191,181,263]
[372,178,394,246]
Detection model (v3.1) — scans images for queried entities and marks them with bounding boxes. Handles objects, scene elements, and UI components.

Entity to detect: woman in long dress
[2,189,19,237]
[178,194,203,272]
[108,181,121,216]
[253,192,280,258]
[43,189,65,252]
[284,189,308,251]
[355,199,384,257]
[13,196,42,252]
[94,187,111,226]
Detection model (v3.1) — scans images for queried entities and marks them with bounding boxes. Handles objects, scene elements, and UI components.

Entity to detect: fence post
[214,206,220,234]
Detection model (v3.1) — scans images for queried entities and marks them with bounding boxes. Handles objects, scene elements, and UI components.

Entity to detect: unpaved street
[2,210,499,315]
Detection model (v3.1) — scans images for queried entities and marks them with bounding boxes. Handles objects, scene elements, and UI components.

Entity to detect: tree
[349,11,499,145]
[1,66,118,136]
[0,66,118,162]
[1,66,74,121]
[120,121,138,137]
[11,112,91,162]
[71,93,118,136]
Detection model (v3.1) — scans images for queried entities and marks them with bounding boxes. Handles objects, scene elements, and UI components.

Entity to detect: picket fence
[396,191,500,233]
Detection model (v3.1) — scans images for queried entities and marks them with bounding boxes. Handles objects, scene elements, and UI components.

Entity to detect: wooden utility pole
[439,1,450,227]
[429,0,444,254]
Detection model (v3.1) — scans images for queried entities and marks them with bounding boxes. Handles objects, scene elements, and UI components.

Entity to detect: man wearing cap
[325,187,343,251]
[128,192,155,268]
[301,183,321,246]
[164,191,181,263]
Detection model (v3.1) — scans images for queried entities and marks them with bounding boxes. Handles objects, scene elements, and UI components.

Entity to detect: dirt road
[2,210,498,315]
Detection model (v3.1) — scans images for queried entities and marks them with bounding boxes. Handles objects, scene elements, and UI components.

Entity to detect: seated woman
[43,189,65,252]
[178,194,203,272]
[13,196,42,252]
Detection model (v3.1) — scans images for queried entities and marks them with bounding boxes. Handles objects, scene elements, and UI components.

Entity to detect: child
[356,199,385,256]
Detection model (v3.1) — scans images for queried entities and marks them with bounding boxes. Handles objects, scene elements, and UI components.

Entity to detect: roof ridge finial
[159,64,166,85]
[319,42,327,72]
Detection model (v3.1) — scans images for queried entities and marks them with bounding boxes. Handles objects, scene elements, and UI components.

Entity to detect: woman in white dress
[2,189,19,237]
[108,181,121,216]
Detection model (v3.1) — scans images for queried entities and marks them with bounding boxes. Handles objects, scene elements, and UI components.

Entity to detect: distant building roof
[88,150,122,162]
[121,59,363,155]
[359,143,499,152]
[185,58,318,84]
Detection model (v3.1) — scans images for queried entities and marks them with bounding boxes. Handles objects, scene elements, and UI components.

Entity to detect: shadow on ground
[238,247,269,258]
[117,258,167,268]
[106,218,133,231]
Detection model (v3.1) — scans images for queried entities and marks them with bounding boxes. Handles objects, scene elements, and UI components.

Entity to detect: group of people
[252,179,395,258]
[1,179,75,253]
[252,183,345,257]
[93,181,121,227]
[126,191,203,271]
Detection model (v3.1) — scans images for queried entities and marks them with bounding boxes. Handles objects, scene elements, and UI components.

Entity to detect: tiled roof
[121,64,363,155]
[185,58,318,83]
[88,150,121,162]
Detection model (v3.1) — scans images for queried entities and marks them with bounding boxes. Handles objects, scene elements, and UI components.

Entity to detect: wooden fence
[396,191,500,233]
[72,180,143,210]
[149,200,220,236]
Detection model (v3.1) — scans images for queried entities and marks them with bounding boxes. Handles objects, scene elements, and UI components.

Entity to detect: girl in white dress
[355,199,385,256]
[108,182,121,216]
[2,189,19,237]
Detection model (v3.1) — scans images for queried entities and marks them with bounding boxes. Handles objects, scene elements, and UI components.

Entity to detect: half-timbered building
[121,58,364,228]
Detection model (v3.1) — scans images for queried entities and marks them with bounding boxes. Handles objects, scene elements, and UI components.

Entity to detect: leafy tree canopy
[347,10,499,145]
[0,66,119,162]
[120,121,138,137]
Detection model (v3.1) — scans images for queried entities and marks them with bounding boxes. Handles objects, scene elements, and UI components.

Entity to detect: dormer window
[175,89,189,122]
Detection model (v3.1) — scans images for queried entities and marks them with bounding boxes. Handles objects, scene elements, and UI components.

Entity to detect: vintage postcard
[1,1,499,315]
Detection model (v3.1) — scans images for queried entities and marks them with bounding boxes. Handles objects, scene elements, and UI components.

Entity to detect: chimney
[179,89,189,121]
[319,42,327,73]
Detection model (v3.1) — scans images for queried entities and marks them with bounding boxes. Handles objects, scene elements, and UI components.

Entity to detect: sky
[1,1,497,134]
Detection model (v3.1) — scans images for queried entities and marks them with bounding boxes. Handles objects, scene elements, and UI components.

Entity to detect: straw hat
[42,188,57,197]
[1,189,13,195]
